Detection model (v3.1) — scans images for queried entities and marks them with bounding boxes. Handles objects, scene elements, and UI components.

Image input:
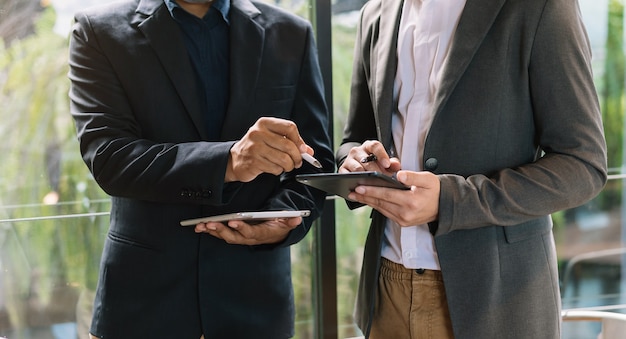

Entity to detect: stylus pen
[360,154,377,163]
[302,153,323,169]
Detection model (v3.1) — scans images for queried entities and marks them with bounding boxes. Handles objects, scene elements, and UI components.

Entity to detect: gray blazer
[69,0,333,337]
[336,0,608,338]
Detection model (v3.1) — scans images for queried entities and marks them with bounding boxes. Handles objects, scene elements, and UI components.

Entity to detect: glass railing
[0,203,316,339]
[1,175,625,339]
[557,173,626,338]
[0,206,109,339]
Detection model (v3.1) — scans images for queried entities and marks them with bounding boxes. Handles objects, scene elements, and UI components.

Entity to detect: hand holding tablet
[180,210,311,226]
[295,171,409,200]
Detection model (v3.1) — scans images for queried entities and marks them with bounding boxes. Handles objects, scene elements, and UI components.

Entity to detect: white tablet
[180,210,311,226]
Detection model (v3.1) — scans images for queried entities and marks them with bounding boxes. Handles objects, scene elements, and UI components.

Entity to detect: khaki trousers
[369,258,454,339]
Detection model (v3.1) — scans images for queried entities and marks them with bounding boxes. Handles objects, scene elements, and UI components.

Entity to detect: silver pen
[301,153,322,169]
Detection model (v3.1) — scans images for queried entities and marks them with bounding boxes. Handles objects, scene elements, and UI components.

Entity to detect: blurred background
[0,0,624,338]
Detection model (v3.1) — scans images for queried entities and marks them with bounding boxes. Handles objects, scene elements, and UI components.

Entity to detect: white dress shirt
[382,0,466,270]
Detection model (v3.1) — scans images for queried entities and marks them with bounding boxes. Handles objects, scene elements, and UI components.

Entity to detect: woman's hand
[347,170,440,226]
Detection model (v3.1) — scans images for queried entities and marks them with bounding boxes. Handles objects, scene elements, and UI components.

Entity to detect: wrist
[225,153,237,182]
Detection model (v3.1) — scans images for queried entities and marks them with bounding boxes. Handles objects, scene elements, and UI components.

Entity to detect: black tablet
[296,171,409,200]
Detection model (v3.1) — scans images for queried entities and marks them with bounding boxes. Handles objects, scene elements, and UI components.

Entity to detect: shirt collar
[164,0,230,25]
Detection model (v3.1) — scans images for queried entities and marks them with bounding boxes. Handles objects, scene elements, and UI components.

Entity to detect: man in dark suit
[68,0,333,338]
[336,0,607,338]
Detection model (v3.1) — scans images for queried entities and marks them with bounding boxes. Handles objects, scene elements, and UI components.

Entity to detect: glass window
[0,0,318,337]
[1,0,625,338]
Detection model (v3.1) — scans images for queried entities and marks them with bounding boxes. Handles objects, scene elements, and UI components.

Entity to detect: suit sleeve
[69,10,333,246]
[336,2,379,166]
[435,0,607,235]
[69,12,237,205]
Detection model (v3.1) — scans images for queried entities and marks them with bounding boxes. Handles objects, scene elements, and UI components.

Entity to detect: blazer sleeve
[69,11,238,206]
[68,6,334,243]
[336,1,380,166]
[435,0,607,235]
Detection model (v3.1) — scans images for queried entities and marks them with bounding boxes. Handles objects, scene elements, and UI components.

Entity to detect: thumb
[395,170,421,186]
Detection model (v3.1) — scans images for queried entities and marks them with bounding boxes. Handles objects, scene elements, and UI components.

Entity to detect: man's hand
[193,217,302,245]
[225,117,314,183]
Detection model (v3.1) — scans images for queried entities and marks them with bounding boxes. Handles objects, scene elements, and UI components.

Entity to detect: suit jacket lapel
[135,0,208,139]
[433,0,507,117]
[375,0,403,149]
[221,0,263,139]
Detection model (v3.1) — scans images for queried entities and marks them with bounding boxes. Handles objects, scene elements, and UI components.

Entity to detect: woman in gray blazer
[336,0,607,338]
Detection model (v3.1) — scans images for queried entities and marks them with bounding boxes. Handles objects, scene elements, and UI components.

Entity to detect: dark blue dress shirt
[166,0,230,140]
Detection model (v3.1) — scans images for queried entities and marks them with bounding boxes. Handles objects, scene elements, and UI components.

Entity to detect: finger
[343,153,388,173]
[258,145,298,173]
[262,129,306,169]
[301,144,315,155]
[276,123,307,154]
[259,117,308,154]
[342,146,376,172]
[282,216,303,228]
[396,170,437,189]
[348,190,410,225]
[225,220,256,237]
[234,219,298,244]
[200,222,233,239]
[194,221,220,233]
[338,166,351,173]
[360,160,389,173]
[388,158,402,172]
[351,186,410,221]
[212,223,252,245]
[362,141,391,168]
[232,136,293,176]
[354,186,402,208]
[340,158,364,172]
[251,217,301,231]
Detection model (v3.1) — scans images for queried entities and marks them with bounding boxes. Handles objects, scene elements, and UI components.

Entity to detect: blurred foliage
[601,0,624,171]
[0,5,108,335]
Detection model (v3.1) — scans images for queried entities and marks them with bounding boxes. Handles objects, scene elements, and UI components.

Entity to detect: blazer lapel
[135,0,208,139]
[375,0,404,149]
[221,0,263,139]
[433,0,507,116]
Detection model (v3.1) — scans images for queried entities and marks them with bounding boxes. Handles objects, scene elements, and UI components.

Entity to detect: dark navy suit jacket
[68,0,333,337]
